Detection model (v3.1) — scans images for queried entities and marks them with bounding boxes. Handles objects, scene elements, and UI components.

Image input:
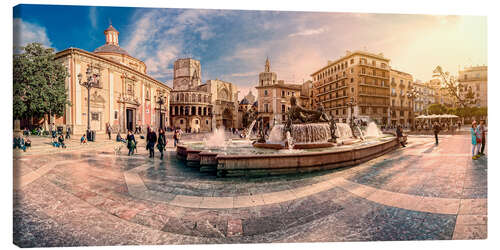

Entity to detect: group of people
[471,120,487,160]
[118,127,168,159]
[13,134,31,152]
[417,121,460,134]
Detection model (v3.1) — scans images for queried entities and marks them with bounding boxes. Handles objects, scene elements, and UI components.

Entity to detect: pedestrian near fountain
[471,121,481,160]
[433,122,440,145]
[106,123,112,140]
[146,128,157,158]
[479,120,487,155]
[396,125,406,147]
[126,130,136,156]
[157,128,167,160]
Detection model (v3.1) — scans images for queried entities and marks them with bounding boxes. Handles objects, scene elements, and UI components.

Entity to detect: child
[81,134,88,144]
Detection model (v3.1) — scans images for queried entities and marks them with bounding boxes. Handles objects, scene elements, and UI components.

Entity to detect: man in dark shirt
[433,122,440,145]
[146,129,157,158]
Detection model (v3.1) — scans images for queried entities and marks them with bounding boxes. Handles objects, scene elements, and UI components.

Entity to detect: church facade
[170,58,239,132]
[54,24,171,135]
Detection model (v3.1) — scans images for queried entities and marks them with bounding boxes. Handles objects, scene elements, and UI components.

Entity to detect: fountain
[177,97,405,177]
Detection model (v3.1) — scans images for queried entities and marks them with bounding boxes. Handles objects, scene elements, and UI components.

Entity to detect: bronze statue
[287,96,328,123]
[286,96,338,143]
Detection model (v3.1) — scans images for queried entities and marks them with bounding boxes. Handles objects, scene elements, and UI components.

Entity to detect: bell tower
[104,24,119,46]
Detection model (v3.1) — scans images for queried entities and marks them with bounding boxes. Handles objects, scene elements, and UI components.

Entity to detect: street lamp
[156,93,165,130]
[406,87,420,130]
[77,64,100,139]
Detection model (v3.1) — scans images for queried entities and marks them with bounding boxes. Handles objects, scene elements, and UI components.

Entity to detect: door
[126,109,135,132]
[91,112,101,131]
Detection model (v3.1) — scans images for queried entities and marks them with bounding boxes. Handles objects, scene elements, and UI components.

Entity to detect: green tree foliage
[13,43,69,120]
[427,104,448,115]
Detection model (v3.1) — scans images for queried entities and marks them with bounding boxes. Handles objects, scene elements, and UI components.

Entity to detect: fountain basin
[253,142,335,150]
[176,135,404,177]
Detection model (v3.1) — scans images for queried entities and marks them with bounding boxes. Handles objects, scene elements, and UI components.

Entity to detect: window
[264,104,269,113]
[350,59,354,64]
[361,68,366,74]
[264,90,268,96]
[351,68,354,73]
[292,92,295,96]
[91,113,99,121]
[351,87,354,93]
[464,74,468,80]
[392,100,395,106]
[282,104,285,113]
[114,111,118,120]
[206,120,209,125]
[180,120,184,124]
[282,90,285,96]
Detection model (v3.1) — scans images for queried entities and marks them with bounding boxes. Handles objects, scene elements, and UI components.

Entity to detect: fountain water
[335,123,354,140]
[285,131,293,150]
[356,125,365,140]
[204,128,227,148]
[245,120,257,140]
[267,123,331,144]
[365,122,383,138]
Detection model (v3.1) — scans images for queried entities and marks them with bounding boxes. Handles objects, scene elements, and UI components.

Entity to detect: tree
[433,65,476,108]
[427,103,448,115]
[13,43,69,124]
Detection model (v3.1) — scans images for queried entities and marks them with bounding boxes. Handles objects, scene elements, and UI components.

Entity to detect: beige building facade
[54,25,171,135]
[256,58,304,129]
[389,69,414,127]
[458,65,488,108]
[311,50,391,125]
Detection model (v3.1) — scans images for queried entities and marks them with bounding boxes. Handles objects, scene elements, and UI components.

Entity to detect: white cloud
[122,9,226,82]
[13,18,52,51]
[89,7,98,29]
[288,27,327,37]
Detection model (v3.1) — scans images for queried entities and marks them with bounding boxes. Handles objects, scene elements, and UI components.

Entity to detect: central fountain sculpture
[176,96,405,177]
[253,96,341,149]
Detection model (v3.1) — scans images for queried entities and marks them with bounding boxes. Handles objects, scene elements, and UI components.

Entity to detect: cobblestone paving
[13,134,487,247]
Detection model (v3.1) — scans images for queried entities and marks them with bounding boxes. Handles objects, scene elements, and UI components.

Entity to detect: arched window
[198,94,201,102]
[174,106,178,115]
[180,93,184,102]
[191,106,196,115]
[180,106,184,115]
[198,107,202,115]
[185,106,189,115]
[203,107,207,116]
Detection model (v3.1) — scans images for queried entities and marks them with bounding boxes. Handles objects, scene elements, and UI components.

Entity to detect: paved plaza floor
[13,134,487,247]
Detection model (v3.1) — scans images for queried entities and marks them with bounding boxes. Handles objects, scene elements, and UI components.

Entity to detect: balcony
[358,72,390,80]
[359,92,389,98]
[359,83,390,89]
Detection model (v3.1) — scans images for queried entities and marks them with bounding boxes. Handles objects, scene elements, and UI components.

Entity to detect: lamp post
[157,94,165,130]
[77,64,100,139]
[406,86,420,130]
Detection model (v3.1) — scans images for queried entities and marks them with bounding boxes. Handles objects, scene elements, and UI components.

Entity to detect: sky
[13,4,487,100]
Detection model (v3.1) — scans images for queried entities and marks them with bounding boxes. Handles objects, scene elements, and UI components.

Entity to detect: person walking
[106,123,112,140]
[471,121,481,160]
[126,130,136,156]
[396,125,406,147]
[146,128,157,158]
[479,120,487,155]
[173,129,179,147]
[433,121,441,145]
[66,126,71,139]
[157,128,167,160]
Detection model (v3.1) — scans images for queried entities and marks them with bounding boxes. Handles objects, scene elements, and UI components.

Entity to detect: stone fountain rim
[178,135,397,159]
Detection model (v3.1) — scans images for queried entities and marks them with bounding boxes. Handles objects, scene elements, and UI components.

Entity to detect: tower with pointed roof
[259,57,277,86]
